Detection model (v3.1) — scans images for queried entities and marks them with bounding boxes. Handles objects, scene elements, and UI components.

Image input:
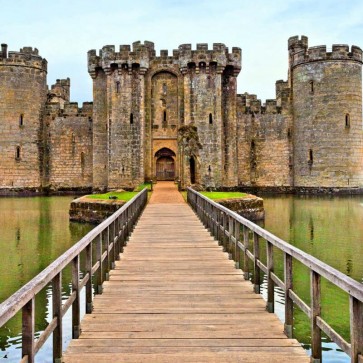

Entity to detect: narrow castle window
[250,140,256,170]
[309,80,314,94]
[162,83,167,95]
[209,113,213,124]
[15,146,21,160]
[309,149,313,164]
[81,152,85,176]
[116,81,120,93]
[345,114,350,128]
[19,114,24,127]
[163,111,167,123]
[130,113,134,124]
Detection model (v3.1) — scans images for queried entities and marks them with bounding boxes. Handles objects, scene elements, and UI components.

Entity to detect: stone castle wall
[88,42,241,189]
[0,45,47,190]
[0,36,362,193]
[289,36,363,187]
[44,102,93,191]
[237,93,292,187]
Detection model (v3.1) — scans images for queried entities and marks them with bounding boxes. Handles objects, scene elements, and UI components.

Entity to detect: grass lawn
[87,182,152,201]
[87,191,139,201]
[200,191,248,200]
[134,182,153,191]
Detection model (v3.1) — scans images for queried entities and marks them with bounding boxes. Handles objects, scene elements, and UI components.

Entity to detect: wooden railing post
[110,221,116,269]
[120,213,126,252]
[125,208,130,241]
[350,296,363,363]
[228,216,234,260]
[105,227,110,280]
[85,243,93,314]
[115,216,121,259]
[95,233,103,294]
[234,220,240,269]
[222,212,228,252]
[72,255,80,339]
[284,253,293,338]
[243,226,249,280]
[266,241,274,313]
[22,297,35,363]
[52,272,62,363]
[216,210,221,243]
[310,270,322,362]
[253,232,260,294]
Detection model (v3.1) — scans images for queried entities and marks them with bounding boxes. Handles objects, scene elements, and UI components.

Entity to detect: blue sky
[1,0,363,104]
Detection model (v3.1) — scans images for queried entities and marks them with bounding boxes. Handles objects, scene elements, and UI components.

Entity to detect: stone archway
[155,148,176,181]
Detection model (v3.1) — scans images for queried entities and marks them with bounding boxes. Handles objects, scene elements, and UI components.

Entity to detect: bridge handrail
[187,187,363,363]
[0,188,148,363]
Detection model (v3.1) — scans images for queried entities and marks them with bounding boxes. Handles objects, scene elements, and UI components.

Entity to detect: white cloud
[1,0,362,103]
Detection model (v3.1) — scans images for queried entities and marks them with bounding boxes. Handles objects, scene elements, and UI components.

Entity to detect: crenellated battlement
[237,93,284,115]
[88,41,155,77]
[45,101,93,118]
[289,36,363,68]
[0,43,47,72]
[177,42,241,74]
[88,41,241,77]
[51,78,70,89]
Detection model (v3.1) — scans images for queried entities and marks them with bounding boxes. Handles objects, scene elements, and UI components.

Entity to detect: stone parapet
[88,41,241,78]
[289,35,362,68]
[0,44,47,72]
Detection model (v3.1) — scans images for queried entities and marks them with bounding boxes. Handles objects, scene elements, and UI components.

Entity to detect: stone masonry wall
[237,94,292,187]
[289,37,363,187]
[0,45,47,190]
[88,42,242,190]
[190,62,223,187]
[108,65,145,189]
[45,102,93,190]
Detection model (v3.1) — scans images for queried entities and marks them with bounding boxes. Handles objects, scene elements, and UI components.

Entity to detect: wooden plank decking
[62,182,309,363]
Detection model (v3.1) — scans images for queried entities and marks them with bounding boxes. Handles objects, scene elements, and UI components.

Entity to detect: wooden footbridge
[0,182,362,363]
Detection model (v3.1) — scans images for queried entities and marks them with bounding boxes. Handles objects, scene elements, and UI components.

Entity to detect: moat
[0,195,362,362]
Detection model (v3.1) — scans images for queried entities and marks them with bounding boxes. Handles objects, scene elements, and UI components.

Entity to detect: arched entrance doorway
[155,148,176,180]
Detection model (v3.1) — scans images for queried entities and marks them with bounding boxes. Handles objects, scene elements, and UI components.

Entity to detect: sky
[1,0,363,104]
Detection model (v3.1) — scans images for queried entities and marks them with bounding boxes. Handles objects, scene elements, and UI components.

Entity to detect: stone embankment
[69,196,125,224]
[216,195,265,220]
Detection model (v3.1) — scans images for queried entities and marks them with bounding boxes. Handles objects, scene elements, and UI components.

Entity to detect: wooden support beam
[310,271,322,362]
[52,272,62,362]
[22,298,35,363]
[284,253,293,338]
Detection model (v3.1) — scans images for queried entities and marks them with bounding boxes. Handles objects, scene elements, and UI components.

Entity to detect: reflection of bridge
[0,182,362,363]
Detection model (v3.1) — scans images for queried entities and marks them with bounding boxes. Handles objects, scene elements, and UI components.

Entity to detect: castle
[0,35,362,193]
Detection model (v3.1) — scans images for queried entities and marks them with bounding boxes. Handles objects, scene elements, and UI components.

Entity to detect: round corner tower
[0,44,47,189]
[289,35,363,188]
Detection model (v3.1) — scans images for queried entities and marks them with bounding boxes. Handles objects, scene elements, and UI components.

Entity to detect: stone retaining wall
[69,196,125,224]
[216,195,265,220]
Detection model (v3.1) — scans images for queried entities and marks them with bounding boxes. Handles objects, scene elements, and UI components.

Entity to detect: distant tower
[289,36,363,187]
[0,44,47,189]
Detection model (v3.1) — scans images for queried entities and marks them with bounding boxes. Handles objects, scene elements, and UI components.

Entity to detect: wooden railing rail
[0,188,148,363]
[187,188,363,363]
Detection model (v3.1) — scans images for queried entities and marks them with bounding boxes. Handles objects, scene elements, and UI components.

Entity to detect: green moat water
[0,195,362,362]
